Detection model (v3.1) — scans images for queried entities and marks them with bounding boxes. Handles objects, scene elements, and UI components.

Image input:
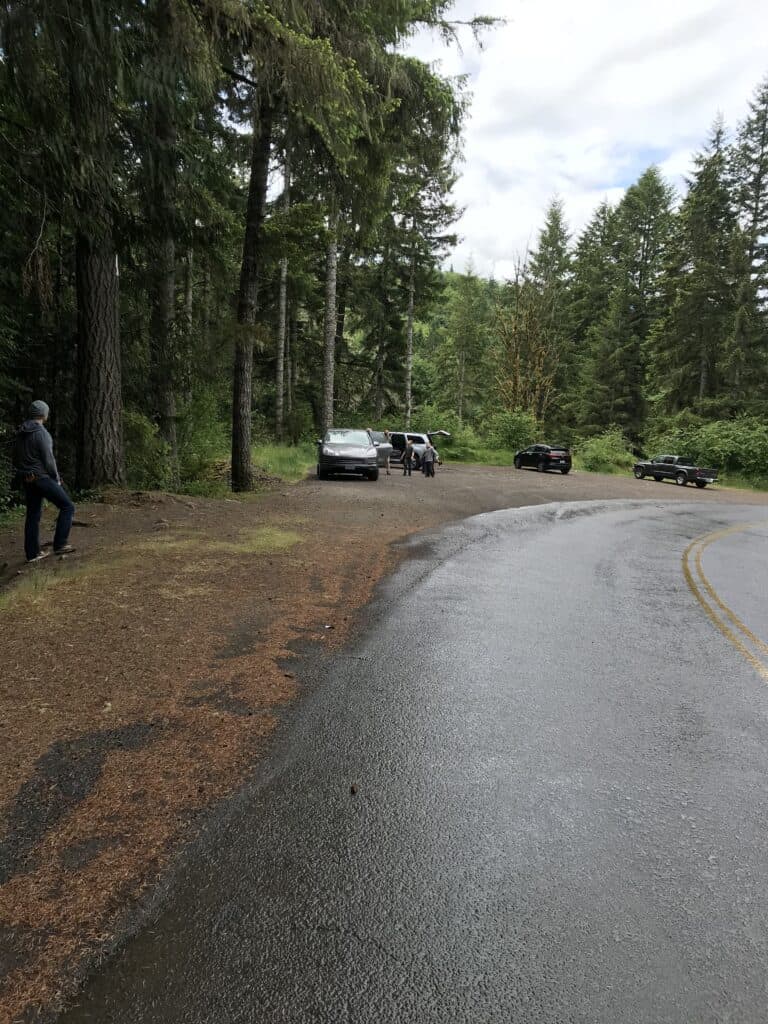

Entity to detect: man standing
[12,400,75,562]
[402,439,414,477]
[422,440,437,478]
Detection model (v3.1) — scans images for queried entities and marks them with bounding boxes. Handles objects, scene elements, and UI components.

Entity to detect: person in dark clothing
[12,400,75,562]
[422,440,437,478]
[402,439,414,476]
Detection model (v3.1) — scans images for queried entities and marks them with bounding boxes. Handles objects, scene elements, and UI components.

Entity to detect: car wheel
[514,457,523,470]
[695,480,707,489]
[317,465,327,480]
[367,468,379,481]
[675,472,687,486]
[653,475,662,482]
[561,467,570,475]
[634,467,645,479]
[537,461,546,473]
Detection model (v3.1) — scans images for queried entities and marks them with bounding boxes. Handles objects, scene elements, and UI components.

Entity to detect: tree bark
[374,342,385,421]
[285,313,292,418]
[457,348,466,424]
[150,232,178,481]
[182,248,194,405]
[699,344,708,400]
[405,253,416,429]
[232,100,273,491]
[321,203,339,434]
[288,316,297,430]
[275,145,290,441]
[151,0,179,480]
[68,11,124,489]
[76,235,124,487]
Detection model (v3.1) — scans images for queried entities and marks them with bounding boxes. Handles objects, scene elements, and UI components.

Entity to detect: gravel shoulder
[0,465,766,1021]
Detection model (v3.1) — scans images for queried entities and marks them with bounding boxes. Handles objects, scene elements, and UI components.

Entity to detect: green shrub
[646,416,768,478]
[251,442,316,482]
[575,428,635,474]
[178,391,229,481]
[123,409,172,490]
[483,409,539,452]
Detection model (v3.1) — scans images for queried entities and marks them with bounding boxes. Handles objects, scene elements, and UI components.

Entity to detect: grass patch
[0,565,84,613]
[178,479,234,499]
[251,443,316,482]
[221,526,303,554]
[136,526,303,557]
[718,472,768,492]
[571,455,631,475]
[441,444,516,466]
[0,505,24,530]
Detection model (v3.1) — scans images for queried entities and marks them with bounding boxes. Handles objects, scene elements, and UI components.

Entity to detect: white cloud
[406,0,768,278]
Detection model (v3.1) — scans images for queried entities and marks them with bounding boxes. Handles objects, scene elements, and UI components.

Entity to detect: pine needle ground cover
[1,466,767,1021]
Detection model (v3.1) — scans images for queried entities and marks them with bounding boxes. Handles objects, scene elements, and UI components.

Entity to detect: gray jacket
[12,420,60,481]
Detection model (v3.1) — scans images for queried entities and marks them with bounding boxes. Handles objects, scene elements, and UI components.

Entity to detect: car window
[390,433,405,448]
[663,456,675,465]
[407,434,425,443]
[324,430,371,445]
[678,456,694,465]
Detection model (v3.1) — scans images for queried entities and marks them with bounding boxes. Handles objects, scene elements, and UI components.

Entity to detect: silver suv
[389,430,450,468]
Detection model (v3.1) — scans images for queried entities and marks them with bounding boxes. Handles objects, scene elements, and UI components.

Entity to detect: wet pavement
[61,501,768,1024]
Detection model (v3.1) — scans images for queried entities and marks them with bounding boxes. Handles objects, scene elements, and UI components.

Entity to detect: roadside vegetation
[2,14,767,509]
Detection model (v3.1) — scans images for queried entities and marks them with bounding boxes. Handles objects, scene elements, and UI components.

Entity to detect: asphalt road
[62,500,768,1024]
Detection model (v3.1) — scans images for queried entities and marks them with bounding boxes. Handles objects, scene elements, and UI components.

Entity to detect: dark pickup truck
[633,454,718,488]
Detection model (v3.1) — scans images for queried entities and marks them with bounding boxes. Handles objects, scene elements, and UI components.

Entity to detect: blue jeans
[23,477,75,560]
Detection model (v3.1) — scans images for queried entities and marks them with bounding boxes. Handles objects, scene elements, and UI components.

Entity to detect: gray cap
[29,400,50,419]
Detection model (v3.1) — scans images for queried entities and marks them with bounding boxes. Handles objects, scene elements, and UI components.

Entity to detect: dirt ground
[1,464,767,1022]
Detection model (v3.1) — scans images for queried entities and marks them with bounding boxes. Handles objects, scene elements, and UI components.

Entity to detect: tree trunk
[201,261,210,352]
[68,12,124,489]
[457,349,466,424]
[275,256,289,441]
[76,235,124,487]
[275,147,291,441]
[288,316,297,432]
[699,346,708,400]
[182,248,194,405]
[405,253,416,429]
[148,0,178,484]
[150,234,178,481]
[374,343,385,421]
[285,313,292,418]
[232,100,273,491]
[321,203,339,434]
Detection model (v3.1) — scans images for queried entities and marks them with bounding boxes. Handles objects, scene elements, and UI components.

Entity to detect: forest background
[1,3,767,509]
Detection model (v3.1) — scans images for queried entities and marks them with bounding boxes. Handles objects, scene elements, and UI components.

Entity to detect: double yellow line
[682,522,768,683]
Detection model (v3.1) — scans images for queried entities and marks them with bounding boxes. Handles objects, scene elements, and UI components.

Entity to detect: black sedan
[514,444,572,474]
[317,429,379,481]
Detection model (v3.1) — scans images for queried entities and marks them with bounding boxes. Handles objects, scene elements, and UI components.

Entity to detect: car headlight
[322,446,334,456]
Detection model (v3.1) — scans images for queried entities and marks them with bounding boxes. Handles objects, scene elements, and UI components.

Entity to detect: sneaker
[27,551,50,563]
[54,544,76,555]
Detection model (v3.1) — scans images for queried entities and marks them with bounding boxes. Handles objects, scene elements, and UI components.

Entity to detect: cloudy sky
[406,0,768,279]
